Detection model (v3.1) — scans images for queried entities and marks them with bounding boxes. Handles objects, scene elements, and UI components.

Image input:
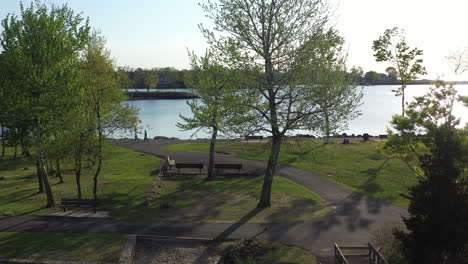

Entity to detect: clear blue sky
[1,0,468,80]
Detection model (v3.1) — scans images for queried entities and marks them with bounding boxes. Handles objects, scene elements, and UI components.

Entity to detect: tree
[385,82,468,263]
[302,30,362,140]
[1,2,90,207]
[117,66,134,92]
[347,66,364,84]
[446,48,468,76]
[386,66,399,81]
[364,71,382,84]
[373,27,426,116]
[201,0,361,207]
[146,69,159,92]
[177,50,251,180]
[80,31,139,199]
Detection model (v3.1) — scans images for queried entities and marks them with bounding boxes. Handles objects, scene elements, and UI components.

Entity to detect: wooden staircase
[334,242,389,264]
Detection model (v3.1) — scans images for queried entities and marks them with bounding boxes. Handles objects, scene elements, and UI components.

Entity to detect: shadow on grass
[0,232,124,262]
[103,174,266,222]
[357,157,392,195]
[282,141,329,165]
[0,188,40,206]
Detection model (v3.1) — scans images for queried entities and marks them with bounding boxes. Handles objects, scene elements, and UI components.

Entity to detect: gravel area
[133,239,223,264]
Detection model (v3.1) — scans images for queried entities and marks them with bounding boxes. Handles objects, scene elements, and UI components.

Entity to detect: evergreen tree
[396,126,468,264]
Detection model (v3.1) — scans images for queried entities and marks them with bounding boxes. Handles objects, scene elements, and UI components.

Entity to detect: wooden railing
[368,242,389,264]
[334,242,389,264]
[334,243,350,264]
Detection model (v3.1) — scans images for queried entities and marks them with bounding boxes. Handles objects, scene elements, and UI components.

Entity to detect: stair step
[338,245,369,249]
[343,253,369,257]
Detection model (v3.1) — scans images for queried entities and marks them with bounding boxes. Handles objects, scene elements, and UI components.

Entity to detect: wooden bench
[167,156,175,169]
[175,163,204,174]
[59,198,102,214]
[215,164,243,173]
[245,135,263,141]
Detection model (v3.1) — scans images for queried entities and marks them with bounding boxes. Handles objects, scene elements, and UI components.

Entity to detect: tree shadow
[0,187,40,206]
[357,157,391,195]
[214,206,266,242]
[282,141,328,165]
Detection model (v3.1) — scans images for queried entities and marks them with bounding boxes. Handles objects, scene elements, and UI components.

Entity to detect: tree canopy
[201,0,362,206]
[373,27,426,116]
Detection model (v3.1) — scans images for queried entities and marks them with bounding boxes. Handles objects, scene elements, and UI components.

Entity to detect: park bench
[59,198,102,214]
[245,135,263,141]
[215,163,243,174]
[167,156,175,169]
[175,163,204,174]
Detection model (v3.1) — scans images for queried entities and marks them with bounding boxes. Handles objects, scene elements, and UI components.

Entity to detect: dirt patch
[133,239,222,264]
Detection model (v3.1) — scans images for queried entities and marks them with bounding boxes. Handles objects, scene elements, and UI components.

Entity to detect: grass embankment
[0,232,127,262]
[163,140,417,207]
[0,143,160,216]
[0,144,328,222]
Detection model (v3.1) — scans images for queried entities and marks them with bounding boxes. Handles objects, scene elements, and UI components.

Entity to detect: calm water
[124,85,468,139]
[124,88,192,92]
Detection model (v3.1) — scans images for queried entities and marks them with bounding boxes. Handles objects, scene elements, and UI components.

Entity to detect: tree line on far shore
[117,66,191,90]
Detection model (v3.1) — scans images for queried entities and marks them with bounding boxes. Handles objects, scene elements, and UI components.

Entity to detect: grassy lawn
[163,140,417,207]
[0,143,161,217]
[0,143,328,222]
[126,174,330,222]
[0,232,127,262]
[252,240,318,264]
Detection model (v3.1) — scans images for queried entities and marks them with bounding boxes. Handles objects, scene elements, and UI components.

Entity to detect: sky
[1,0,468,80]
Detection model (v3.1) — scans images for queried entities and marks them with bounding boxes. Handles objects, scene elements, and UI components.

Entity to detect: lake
[124,85,468,140]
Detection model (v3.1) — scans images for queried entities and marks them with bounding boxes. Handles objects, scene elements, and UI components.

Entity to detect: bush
[371,222,408,263]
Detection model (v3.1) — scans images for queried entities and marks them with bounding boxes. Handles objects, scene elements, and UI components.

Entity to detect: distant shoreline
[361,80,468,86]
[125,91,199,100]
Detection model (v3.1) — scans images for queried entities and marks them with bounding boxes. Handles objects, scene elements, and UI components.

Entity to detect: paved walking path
[0,139,407,263]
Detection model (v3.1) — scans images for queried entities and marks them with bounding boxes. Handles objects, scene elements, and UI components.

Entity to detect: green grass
[0,143,161,217]
[0,143,328,222]
[0,232,127,262]
[255,240,318,264]
[131,174,329,222]
[163,140,418,207]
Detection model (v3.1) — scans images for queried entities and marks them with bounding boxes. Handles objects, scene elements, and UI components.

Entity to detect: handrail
[368,242,389,264]
[334,243,350,264]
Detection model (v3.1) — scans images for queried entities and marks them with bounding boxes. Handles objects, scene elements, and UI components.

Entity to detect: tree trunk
[37,131,56,207]
[258,51,280,208]
[325,110,330,143]
[401,84,406,116]
[207,126,218,181]
[21,139,25,156]
[93,145,102,200]
[21,139,30,157]
[13,142,17,160]
[75,158,82,199]
[47,158,54,176]
[36,161,44,193]
[1,126,5,157]
[56,159,64,183]
[259,134,282,207]
[93,113,103,200]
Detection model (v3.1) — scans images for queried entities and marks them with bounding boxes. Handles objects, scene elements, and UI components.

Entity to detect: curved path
[113,139,407,262]
[0,139,407,264]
